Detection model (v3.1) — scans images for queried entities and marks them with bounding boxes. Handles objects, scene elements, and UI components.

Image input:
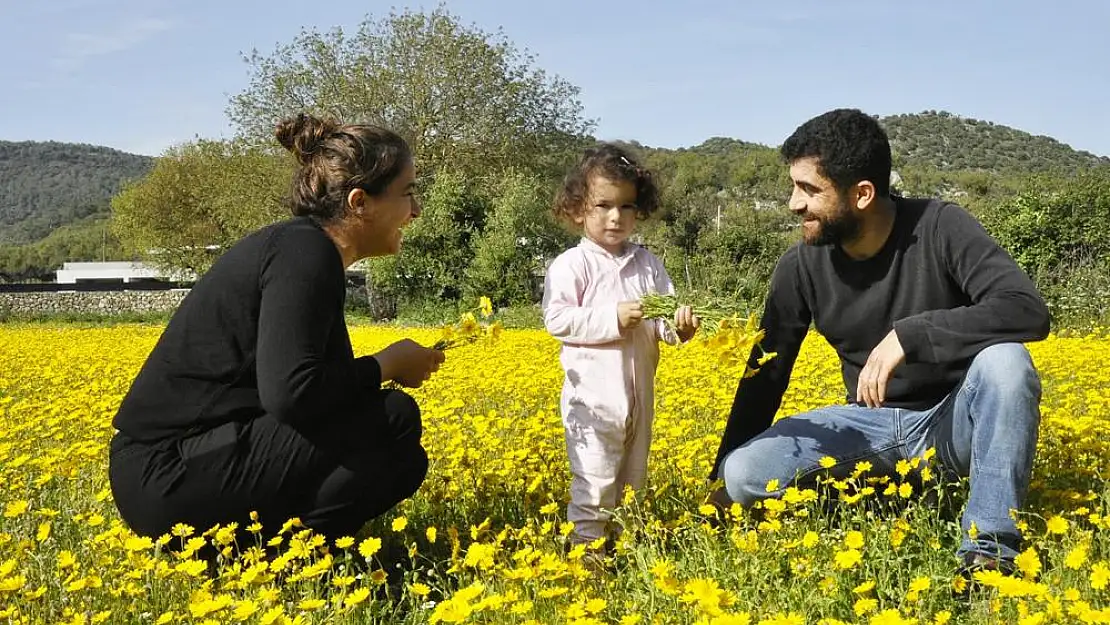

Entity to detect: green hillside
[0,140,152,245]
[881,111,1109,173]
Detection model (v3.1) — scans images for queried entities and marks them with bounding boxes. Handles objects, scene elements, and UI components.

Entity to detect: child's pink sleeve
[542,254,622,345]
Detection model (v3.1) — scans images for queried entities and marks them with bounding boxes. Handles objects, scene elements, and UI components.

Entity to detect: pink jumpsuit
[542,238,679,542]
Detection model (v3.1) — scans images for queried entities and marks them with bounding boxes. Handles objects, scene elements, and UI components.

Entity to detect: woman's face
[356,160,420,258]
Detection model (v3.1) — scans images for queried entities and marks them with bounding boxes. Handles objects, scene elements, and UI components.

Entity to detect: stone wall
[0,289,191,317]
[0,282,375,319]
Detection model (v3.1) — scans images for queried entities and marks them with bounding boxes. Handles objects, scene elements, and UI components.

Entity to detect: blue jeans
[720,343,1041,561]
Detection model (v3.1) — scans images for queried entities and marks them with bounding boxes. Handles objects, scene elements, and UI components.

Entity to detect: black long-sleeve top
[113,216,382,443]
[710,197,1051,479]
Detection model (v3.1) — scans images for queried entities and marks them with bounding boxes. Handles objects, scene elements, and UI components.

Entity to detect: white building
[55,261,191,284]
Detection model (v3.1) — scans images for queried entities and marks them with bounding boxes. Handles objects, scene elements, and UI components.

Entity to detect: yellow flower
[835,548,862,570]
[868,609,913,625]
[1015,547,1042,580]
[232,600,259,620]
[57,551,77,570]
[1065,543,1089,569]
[298,599,326,610]
[2,500,29,518]
[124,536,154,551]
[854,598,877,616]
[358,536,382,559]
[335,536,355,549]
[1092,562,1110,590]
[905,576,931,601]
[479,296,493,318]
[259,605,286,625]
[343,587,371,609]
[1045,516,1069,535]
[392,516,408,532]
[845,531,864,549]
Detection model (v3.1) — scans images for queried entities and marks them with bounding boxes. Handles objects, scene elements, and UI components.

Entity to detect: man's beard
[803,200,862,247]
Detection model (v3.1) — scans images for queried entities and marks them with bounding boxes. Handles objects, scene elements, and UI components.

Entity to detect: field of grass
[0,324,1107,624]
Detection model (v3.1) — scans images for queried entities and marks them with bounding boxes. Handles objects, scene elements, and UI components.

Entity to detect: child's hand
[617,301,644,330]
[674,305,700,342]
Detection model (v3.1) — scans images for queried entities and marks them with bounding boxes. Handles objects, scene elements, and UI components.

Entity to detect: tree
[367,170,486,308]
[227,5,594,180]
[981,170,1110,275]
[464,170,572,306]
[111,140,293,274]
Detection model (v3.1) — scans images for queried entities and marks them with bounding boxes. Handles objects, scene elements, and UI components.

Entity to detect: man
[710,108,1050,577]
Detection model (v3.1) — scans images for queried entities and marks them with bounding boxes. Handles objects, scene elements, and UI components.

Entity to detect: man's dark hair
[781,108,892,197]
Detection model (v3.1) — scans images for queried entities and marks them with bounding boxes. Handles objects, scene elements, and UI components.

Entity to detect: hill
[0,140,152,245]
[2,111,1107,281]
[880,111,1109,173]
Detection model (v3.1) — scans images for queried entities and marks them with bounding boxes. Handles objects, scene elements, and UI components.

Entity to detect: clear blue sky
[1,0,1107,157]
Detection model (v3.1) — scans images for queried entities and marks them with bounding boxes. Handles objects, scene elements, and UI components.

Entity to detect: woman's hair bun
[275,113,340,165]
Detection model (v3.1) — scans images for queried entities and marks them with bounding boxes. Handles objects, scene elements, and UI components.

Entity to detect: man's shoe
[955,551,1018,598]
[959,551,1017,577]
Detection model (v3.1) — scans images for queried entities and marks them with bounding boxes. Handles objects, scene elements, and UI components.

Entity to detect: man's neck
[840,196,897,260]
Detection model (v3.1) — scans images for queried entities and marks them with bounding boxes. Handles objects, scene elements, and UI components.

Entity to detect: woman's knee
[382,389,423,442]
[348,444,428,516]
[394,444,429,501]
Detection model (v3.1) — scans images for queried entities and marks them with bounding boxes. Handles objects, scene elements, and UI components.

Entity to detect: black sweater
[710,197,1051,478]
[113,217,382,443]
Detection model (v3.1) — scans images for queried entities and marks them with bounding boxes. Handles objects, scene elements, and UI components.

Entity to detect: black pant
[109,389,428,541]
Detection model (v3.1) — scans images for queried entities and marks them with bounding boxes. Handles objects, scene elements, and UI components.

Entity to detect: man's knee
[720,446,780,506]
[969,343,1041,398]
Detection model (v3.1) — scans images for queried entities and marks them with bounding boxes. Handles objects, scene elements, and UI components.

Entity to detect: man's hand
[856,329,905,408]
[674,304,700,342]
[617,301,644,330]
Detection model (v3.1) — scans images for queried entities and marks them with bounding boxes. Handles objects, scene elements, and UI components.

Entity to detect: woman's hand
[373,339,445,388]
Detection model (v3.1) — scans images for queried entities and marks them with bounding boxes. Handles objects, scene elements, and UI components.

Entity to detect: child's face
[575,174,637,254]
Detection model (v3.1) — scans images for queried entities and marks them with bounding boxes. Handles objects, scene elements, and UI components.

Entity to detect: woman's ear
[347,188,367,216]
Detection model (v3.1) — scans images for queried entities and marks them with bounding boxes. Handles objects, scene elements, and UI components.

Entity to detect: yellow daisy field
[0,324,1107,624]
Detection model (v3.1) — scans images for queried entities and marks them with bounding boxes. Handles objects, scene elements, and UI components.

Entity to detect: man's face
[787,156,862,246]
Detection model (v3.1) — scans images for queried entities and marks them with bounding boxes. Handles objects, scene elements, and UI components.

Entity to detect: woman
[109,113,444,541]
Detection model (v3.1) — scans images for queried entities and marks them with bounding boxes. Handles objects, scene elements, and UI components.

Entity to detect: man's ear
[853,180,878,210]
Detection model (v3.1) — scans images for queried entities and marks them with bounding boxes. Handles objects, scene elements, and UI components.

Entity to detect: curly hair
[275,113,412,221]
[781,108,892,197]
[553,143,660,223]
